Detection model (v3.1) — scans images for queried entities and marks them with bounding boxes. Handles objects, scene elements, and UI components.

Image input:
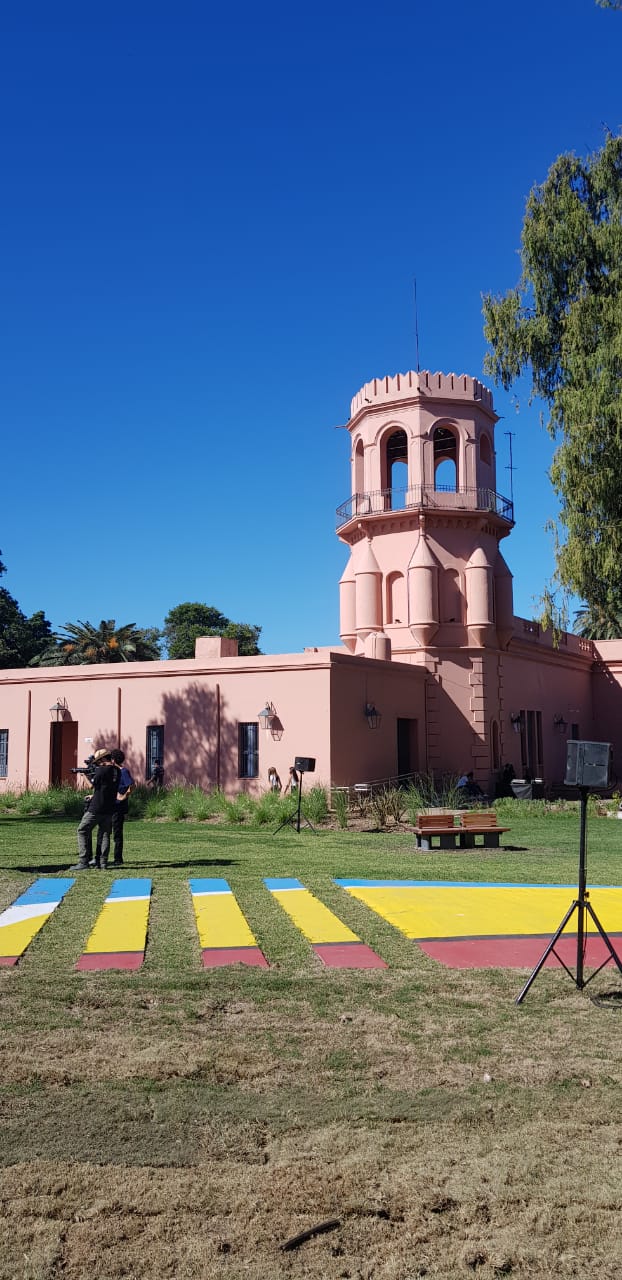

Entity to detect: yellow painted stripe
[192,893,259,949]
[271,888,359,944]
[84,899,150,954]
[0,910,51,958]
[343,884,622,940]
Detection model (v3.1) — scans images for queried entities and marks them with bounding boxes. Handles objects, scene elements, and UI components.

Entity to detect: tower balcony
[336,484,514,530]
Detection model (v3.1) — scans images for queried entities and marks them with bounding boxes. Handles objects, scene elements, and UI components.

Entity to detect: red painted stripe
[420,934,622,970]
[201,946,268,968]
[0,956,18,967]
[75,952,145,971]
[313,942,388,969]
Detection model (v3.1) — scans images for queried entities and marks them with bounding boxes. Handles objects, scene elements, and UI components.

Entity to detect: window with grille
[238,723,258,778]
[146,725,164,781]
[0,730,8,778]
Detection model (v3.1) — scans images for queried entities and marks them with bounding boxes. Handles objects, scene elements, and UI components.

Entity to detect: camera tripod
[516,786,622,1003]
[273,770,316,835]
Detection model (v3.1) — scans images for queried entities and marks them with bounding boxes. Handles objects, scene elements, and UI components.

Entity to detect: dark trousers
[77,810,112,866]
[112,808,126,863]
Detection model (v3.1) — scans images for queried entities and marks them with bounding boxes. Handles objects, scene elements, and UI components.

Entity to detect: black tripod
[273,770,316,835]
[516,786,622,1003]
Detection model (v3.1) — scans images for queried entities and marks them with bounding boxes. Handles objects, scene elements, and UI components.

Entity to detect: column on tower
[465,547,495,647]
[354,537,383,641]
[494,550,514,649]
[339,556,357,652]
[408,530,440,646]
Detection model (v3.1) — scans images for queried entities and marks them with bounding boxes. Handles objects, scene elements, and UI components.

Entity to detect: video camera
[71,754,97,782]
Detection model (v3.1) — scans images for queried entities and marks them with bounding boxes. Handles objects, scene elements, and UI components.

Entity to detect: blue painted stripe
[335,879,421,889]
[189,878,232,895]
[18,878,75,905]
[106,878,151,899]
[264,877,303,891]
[335,878,620,890]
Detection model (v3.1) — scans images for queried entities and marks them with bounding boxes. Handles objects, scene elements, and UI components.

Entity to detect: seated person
[457,771,485,800]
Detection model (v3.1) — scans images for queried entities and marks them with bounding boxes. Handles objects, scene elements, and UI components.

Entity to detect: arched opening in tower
[386,429,408,509]
[433,427,458,491]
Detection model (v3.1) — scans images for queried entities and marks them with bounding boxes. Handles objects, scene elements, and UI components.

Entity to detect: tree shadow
[159,683,240,790]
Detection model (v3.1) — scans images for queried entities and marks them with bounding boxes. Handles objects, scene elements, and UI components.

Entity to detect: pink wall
[0,646,427,794]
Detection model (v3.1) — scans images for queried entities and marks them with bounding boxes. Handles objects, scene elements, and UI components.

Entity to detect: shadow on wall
[87,686,239,790]
[160,683,239,790]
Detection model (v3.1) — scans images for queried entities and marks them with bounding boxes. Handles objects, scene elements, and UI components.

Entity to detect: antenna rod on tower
[505,430,516,506]
[413,276,421,373]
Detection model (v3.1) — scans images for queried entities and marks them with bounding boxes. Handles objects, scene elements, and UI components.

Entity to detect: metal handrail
[336,484,514,528]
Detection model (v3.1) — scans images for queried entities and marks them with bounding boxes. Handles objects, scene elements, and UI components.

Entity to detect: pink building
[1,369,621,795]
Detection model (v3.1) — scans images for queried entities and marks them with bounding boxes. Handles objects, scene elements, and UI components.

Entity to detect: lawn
[1,806,622,1279]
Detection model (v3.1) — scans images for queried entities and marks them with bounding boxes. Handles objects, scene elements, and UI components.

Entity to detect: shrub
[253,792,284,826]
[331,788,349,830]
[223,794,253,824]
[168,786,190,821]
[303,785,329,825]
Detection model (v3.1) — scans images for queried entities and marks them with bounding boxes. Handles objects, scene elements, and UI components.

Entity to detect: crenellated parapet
[349,370,495,420]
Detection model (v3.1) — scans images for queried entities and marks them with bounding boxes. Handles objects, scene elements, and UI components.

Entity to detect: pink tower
[336,371,516,779]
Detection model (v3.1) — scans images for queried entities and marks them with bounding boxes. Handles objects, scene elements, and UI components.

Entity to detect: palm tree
[32,619,161,665]
[573,600,622,640]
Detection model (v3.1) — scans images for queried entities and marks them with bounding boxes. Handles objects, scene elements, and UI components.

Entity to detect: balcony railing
[336,484,514,528]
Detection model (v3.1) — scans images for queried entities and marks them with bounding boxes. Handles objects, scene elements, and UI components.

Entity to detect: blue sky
[1,0,620,655]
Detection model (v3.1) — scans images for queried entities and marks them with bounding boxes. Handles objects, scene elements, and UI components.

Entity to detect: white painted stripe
[104,894,150,905]
[0,904,52,928]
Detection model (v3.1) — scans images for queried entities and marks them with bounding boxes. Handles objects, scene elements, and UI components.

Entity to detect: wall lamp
[49,698,69,722]
[510,712,523,734]
[365,702,381,729]
[553,714,568,734]
[258,701,277,730]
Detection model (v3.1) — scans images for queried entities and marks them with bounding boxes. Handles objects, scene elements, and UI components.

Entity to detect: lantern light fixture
[258,701,276,730]
[49,698,68,722]
[364,702,381,730]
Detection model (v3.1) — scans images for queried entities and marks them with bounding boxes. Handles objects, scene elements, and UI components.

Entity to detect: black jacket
[88,764,120,816]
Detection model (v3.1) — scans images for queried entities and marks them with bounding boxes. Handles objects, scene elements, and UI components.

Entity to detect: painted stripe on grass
[76,878,151,970]
[189,878,268,968]
[336,880,622,967]
[265,877,386,968]
[0,878,75,966]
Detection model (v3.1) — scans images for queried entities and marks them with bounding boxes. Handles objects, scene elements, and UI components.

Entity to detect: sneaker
[88,858,96,867]
[113,858,123,866]
[70,862,90,871]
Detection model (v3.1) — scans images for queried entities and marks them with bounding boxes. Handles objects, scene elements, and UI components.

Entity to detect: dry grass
[2,814,622,1276]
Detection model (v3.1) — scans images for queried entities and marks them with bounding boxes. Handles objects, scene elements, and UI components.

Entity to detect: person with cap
[71,749,120,871]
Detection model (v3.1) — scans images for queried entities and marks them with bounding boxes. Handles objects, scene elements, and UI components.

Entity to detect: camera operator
[71,749,120,871]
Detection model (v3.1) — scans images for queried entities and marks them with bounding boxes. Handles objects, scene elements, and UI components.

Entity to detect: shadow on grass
[2,858,240,874]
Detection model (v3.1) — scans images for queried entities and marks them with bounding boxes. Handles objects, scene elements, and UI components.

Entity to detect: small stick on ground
[280,1218,341,1251]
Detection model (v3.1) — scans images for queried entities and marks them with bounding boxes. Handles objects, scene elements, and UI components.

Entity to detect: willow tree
[482,133,622,625]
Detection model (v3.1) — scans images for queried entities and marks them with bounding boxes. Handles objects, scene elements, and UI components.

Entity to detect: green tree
[34,618,162,665]
[163,602,262,658]
[0,552,52,667]
[573,599,622,640]
[482,132,622,625]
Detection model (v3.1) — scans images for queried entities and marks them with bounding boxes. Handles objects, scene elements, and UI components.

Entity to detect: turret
[408,531,440,647]
[339,556,357,652]
[354,536,382,641]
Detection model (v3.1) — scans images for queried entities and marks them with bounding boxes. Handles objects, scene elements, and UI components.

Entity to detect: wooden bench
[458,811,510,847]
[413,813,460,850]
